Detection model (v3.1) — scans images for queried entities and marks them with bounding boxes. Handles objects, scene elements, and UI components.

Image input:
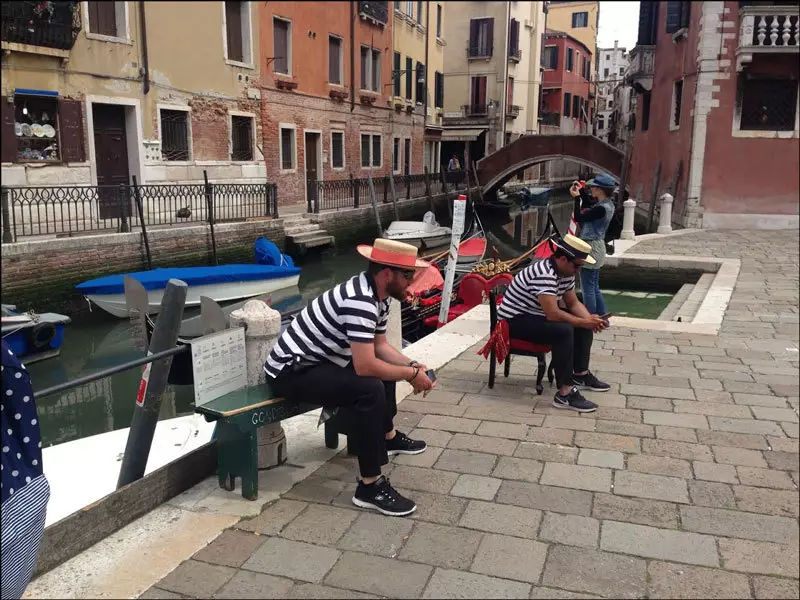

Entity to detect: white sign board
[451,197,466,236]
[438,196,467,325]
[190,327,247,407]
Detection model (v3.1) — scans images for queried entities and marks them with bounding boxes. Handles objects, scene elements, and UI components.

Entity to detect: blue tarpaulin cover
[255,237,295,268]
[76,264,301,296]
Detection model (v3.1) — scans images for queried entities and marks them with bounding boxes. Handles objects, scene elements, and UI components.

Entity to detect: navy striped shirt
[265,272,390,378]
[498,258,575,319]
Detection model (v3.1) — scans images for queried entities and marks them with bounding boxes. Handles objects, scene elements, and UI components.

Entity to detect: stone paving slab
[144,230,799,600]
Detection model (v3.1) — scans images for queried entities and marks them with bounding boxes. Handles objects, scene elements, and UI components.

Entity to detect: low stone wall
[1,219,284,316]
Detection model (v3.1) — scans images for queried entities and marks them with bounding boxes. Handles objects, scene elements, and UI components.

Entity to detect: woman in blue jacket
[569,173,617,316]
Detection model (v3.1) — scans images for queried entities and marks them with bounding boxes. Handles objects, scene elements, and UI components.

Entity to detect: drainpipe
[350,0,356,112]
[139,1,150,95]
[501,0,510,145]
[423,2,430,126]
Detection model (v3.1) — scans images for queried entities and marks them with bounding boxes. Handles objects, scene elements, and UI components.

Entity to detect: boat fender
[28,322,56,350]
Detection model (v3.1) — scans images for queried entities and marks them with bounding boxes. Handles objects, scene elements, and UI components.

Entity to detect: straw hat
[356,238,430,269]
[552,233,596,265]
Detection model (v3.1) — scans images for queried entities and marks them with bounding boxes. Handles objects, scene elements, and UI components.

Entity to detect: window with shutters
[331,131,345,169]
[572,11,588,28]
[637,0,659,45]
[393,52,402,96]
[567,47,574,72]
[572,95,580,119]
[564,92,572,117]
[417,1,424,24]
[225,2,253,66]
[159,108,191,161]
[470,76,487,114]
[509,18,520,60]
[434,71,444,108]
[231,115,254,161]
[405,56,413,99]
[329,35,343,84]
[392,137,401,172]
[468,18,493,58]
[273,17,291,74]
[360,46,381,92]
[737,76,799,132]
[280,126,296,170]
[604,67,609,78]
[598,116,605,130]
[665,1,691,34]
[11,95,61,162]
[671,79,683,129]
[641,92,651,131]
[87,1,124,39]
[542,46,558,69]
[436,4,442,38]
[416,62,425,105]
[361,133,382,168]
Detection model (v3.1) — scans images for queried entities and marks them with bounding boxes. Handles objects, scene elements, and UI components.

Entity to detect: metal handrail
[35,344,189,399]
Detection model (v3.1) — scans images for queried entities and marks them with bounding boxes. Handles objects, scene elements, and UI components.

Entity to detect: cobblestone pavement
[142,230,799,599]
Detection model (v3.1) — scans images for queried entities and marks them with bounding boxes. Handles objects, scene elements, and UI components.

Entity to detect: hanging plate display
[31,123,46,137]
[20,123,32,137]
[14,122,23,136]
[42,124,56,138]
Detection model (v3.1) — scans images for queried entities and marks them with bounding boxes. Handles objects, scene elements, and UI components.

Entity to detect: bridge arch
[475,135,625,196]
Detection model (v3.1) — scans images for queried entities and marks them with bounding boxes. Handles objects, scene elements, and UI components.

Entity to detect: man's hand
[410,368,434,395]
[581,314,606,333]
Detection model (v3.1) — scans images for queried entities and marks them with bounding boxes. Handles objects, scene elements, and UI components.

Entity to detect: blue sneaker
[553,386,598,413]
[572,371,611,392]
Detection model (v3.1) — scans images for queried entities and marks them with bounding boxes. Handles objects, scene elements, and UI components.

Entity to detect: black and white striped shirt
[264,272,390,378]
[497,258,575,320]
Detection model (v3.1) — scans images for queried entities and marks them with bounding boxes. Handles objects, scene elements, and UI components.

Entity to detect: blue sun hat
[585,173,617,191]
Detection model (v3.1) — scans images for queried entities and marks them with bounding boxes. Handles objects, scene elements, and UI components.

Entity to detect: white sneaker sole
[352,496,417,516]
[572,380,610,392]
[387,446,427,456]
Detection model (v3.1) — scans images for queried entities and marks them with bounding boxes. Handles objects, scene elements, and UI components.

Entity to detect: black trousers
[508,315,593,388]
[271,363,396,479]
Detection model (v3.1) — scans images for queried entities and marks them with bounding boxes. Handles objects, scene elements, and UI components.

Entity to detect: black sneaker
[352,476,417,516]
[572,371,611,392]
[553,386,598,413]
[386,431,427,456]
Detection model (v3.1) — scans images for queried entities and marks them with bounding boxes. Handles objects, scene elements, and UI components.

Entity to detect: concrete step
[288,230,331,243]
[299,234,335,249]
[285,223,322,235]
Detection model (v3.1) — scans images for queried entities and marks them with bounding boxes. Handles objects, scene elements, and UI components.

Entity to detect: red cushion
[509,338,551,353]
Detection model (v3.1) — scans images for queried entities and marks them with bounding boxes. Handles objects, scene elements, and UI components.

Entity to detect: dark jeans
[508,315,593,388]
[271,363,396,479]
[580,268,607,316]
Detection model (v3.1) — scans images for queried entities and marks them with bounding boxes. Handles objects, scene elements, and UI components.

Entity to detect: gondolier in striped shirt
[498,234,610,413]
[265,239,434,517]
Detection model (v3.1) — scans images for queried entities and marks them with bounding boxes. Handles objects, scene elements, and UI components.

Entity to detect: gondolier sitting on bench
[497,234,610,413]
[265,239,434,517]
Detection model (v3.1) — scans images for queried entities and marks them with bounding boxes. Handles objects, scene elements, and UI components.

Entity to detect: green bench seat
[195,383,341,500]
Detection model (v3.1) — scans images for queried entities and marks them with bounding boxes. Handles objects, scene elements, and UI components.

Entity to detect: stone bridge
[475,134,625,196]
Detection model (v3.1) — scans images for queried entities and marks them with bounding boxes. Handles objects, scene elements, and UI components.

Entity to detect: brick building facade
[259,1,424,208]
[627,0,799,229]
[541,30,593,134]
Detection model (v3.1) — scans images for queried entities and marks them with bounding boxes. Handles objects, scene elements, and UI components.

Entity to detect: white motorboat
[382,211,452,250]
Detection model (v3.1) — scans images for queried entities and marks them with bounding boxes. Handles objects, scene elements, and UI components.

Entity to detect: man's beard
[387,280,408,302]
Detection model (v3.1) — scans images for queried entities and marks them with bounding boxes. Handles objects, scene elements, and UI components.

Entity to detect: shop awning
[440,128,486,142]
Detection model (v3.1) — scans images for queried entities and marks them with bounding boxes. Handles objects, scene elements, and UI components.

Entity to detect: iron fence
[1,179,278,242]
[309,170,467,213]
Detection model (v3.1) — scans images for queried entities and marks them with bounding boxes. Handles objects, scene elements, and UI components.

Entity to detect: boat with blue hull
[76,238,301,318]
[1,305,71,363]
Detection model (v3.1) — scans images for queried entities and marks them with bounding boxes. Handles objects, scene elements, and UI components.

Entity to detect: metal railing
[1,178,278,242]
[0,0,81,51]
[308,170,467,213]
[467,44,493,59]
[462,104,489,117]
[508,47,522,62]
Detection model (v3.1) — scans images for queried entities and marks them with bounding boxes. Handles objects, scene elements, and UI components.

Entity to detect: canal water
[29,221,674,448]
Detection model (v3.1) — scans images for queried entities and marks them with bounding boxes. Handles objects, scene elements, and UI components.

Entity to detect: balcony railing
[626,44,655,92]
[467,44,493,59]
[508,47,521,62]
[538,111,561,126]
[462,104,489,117]
[506,105,521,118]
[358,1,388,26]
[737,5,798,69]
[0,1,81,51]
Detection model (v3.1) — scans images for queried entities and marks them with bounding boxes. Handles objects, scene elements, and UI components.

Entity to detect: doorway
[403,138,411,175]
[305,131,321,208]
[92,104,130,219]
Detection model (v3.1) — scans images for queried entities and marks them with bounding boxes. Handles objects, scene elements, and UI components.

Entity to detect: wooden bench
[195,383,342,500]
